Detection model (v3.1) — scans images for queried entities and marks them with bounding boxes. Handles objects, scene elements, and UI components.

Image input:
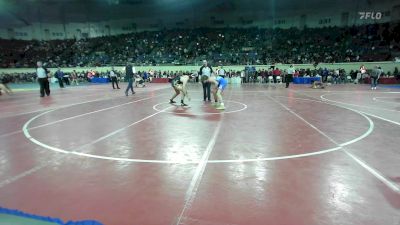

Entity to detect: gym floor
[0,82,399,225]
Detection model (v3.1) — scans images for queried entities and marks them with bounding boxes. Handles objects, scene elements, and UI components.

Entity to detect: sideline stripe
[175,120,223,225]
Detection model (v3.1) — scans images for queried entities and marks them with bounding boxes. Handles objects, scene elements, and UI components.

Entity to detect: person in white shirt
[110,67,120,89]
[170,74,191,106]
[240,70,245,83]
[333,69,340,84]
[135,74,146,88]
[286,65,295,88]
[355,65,367,84]
[36,61,50,97]
[217,66,225,77]
[70,70,79,86]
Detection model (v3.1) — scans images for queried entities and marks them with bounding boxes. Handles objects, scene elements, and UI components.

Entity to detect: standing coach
[125,63,135,96]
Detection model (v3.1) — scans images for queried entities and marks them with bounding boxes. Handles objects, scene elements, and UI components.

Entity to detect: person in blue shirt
[143,72,148,82]
[322,68,329,82]
[208,74,227,110]
[55,68,65,88]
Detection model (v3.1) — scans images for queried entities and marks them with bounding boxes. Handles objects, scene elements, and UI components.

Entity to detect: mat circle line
[321,92,400,112]
[22,96,374,164]
[153,100,248,115]
[372,96,400,105]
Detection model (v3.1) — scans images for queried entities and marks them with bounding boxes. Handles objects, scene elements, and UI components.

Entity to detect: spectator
[125,63,135,96]
[272,67,281,83]
[370,65,381,90]
[2,23,398,68]
[333,68,340,84]
[70,70,79,85]
[54,67,65,88]
[63,71,70,85]
[0,74,12,95]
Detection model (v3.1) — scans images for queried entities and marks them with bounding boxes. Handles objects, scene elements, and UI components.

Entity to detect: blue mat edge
[0,207,104,225]
[381,85,400,88]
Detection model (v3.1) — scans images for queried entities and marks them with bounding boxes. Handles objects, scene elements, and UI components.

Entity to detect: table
[293,77,321,84]
[152,78,170,83]
[363,77,399,84]
[91,77,109,83]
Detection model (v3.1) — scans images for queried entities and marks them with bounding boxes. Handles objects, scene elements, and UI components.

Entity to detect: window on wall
[239,17,253,25]
[52,32,64,37]
[15,32,28,37]
[122,25,135,31]
[274,19,286,25]
[319,18,331,24]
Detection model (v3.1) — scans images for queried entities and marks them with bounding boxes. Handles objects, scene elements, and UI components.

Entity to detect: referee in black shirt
[199,60,213,101]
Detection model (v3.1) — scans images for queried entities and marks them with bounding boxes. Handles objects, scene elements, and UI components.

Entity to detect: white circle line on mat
[372,97,400,105]
[321,93,400,113]
[22,96,374,164]
[152,100,248,115]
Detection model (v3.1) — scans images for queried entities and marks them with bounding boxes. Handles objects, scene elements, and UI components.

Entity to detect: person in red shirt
[272,68,281,83]
[260,69,267,83]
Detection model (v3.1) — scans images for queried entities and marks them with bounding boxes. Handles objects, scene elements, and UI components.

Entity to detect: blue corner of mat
[65,221,104,225]
[0,206,104,225]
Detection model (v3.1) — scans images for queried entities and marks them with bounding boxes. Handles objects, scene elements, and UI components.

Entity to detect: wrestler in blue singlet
[216,75,227,90]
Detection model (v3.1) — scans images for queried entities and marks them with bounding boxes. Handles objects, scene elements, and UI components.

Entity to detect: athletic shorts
[172,80,182,87]
[217,78,228,90]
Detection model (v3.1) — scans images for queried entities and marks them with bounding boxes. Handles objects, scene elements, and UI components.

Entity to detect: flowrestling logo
[359,12,382,20]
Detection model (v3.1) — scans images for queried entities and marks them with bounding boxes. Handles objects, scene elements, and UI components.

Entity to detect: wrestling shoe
[181,100,188,106]
[216,104,225,110]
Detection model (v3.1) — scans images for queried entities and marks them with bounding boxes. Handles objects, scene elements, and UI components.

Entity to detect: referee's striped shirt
[36,68,47,78]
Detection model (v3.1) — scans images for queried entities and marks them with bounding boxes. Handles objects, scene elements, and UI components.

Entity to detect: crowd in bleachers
[1,66,399,87]
[1,22,400,68]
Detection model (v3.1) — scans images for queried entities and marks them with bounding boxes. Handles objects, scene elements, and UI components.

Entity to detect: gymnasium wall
[0,1,398,40]
[1,62,399,75]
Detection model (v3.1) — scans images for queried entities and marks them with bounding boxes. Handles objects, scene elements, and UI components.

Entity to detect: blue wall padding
[0,207,104,225]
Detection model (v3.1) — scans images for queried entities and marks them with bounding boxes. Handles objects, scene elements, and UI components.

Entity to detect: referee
[110,67,120,89]
[218,66,226,77]
[286,65,295,88]
[36,61,50,97]
[199,60,213,102]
